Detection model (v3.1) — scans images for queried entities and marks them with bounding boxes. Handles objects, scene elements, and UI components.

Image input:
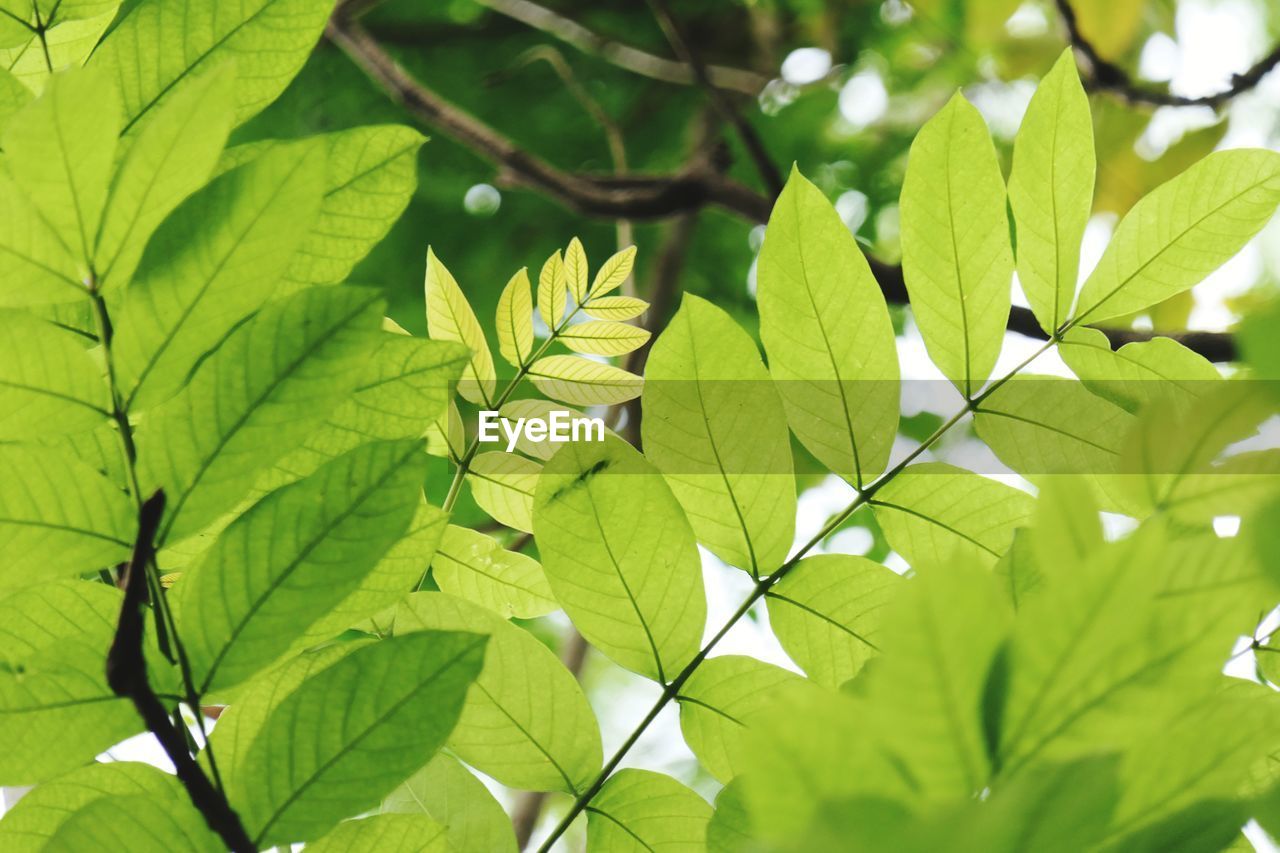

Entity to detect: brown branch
[326,16,1239,362]
[106,491,255,853]
[1057,0,1280,109]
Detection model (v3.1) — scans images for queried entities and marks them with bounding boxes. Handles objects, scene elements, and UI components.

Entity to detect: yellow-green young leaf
[307,815,448,853]
[677,655,803,782]
[498,398,614,460]
[91,0,333,132]
[1073,149,1280,324]
[45,794,222,852]
[1027,476,1103,573]
[114,141,325,409]
[138,287,384,543]
[901,93,1013,398]
[564,236,589,303]
[0,310,108,440]
[0,7,115,94]
[0,68,27,127]
[1057,327,1221,414]
[589,244,636,299]
[0,762,218,853]
[871,462,1035,568]
[94,63,236,290]
[765,554,900,688]
[0,445,132,585]
[396,592,603,794]
[425,247,495,405]
[382,752,518,853]
[863,557,1012,799]
[0,581,142,784]
[534,437,705,682]
[2,68,119,265]
[583,294,648,321]
[496,266,534,367]
[426,400,465,461]
[431,525,557,619]
[1009,48,1094,334]
[558,319,650,356]
[757,168,899,485]
[173,440,427,693]
[642,294,796,575]
[708,780,754,853]
[527,354,642,406]
[537,249,567,329]
[229,631,486,848]
[974,376,1134,476]
[1154,448,1280,525]
[0,165,82,306]
[587,770,713,851]
[468,452,540,533]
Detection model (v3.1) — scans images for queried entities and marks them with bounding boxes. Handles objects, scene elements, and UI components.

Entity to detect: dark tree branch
[1057,0,1280,108]
[106,492,255,853]
[326,17,1239,362]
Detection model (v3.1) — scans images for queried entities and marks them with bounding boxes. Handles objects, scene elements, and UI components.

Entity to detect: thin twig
[106,492,255,853]
[1056,0,1280,108]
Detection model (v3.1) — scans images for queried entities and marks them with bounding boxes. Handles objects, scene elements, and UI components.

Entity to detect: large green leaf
[431,525,557,619]
[534,436,705,682]
[900,93,1013,397]
[756,168,899,484]
[871,462,1034,568]
[707,780,754,853]
[91,0,333,132]
[467,451,540,533]
[0,165,82,306]
[173,440,427,693]
[586,769,713,851]
[113,141,324,409]
[765,554,899,687]
[1072,149,1280,324]
[1008,48,1094,334]
[677,655,802,783]
[0,581,141,784]
[138,286,383,542]
[94,63,236,290]
[227,630,486,847]
[44,795,221,851]
[307,814,449,853]
[381,752,518,853]
[643,294,796,576]
[0,445,132,585]
[395,592,602,794]
[1057,327,1221,414]
[0,310,108,440]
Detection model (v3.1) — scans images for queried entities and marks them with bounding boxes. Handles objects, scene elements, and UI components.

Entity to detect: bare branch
[1057,0,1280,108]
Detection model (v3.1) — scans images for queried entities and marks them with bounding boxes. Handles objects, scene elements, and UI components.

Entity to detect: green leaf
[307,814,449,853]
[677,655,802,782]
[425,247,495,406]
[0,310,108,440]
[2,67,119,265]
[900,93,1013,397]
[871,462,1035,568]
[395,592,603,793]
[0,581,141,784]
[1152,448,1280,524]
[527,354,642,406]
[588,245,636,299]
[757,168,900,483]
[0,7,115,94]
[765,554,899,687]
[496,266,534,367]
[642,294,796,575]
[431,524,557,619]
[468,451,540,533]
[498,398,616,461]
[1057,327,1221,414]
[382,752,518,853]
[974,377,1133,476]
[582,294,647,321]
[564,236,589,304]
[558,319,650,356]
[91,0,333,132]
[0,166,82,307]
[228,630,486,847]
[536,249,567,329]
[0,445,132,585]
[1026,476,1102,571]
[1072,149,1280,324]
[138,286,383,542]
[114,141,326,408]
[707,780,754,853]
[173,440,427,693]
[0,66,31,129]
[586,769,713,851]
[45,794,221,852]
[534,436,705,682]
[93,63,236,290]
[1008,48,1094,334]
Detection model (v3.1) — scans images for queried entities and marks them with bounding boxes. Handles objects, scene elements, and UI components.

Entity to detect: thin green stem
[536,337,1058,850]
